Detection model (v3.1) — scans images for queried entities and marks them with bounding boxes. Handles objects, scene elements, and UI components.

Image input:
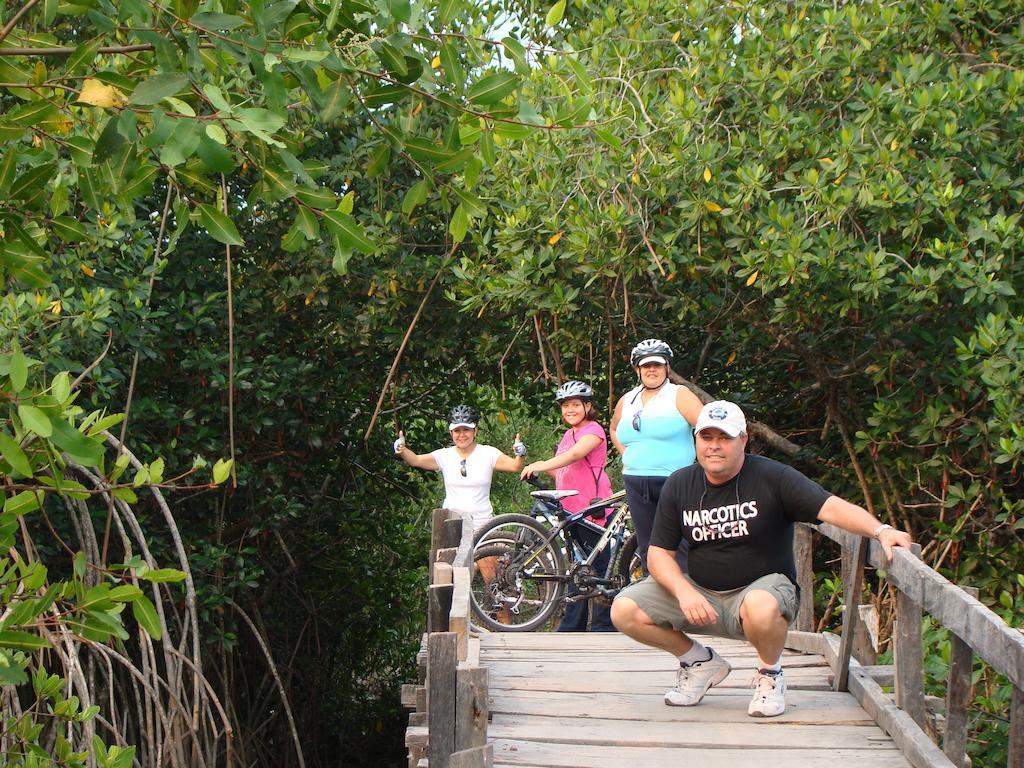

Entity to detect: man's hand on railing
[875,524,914,562]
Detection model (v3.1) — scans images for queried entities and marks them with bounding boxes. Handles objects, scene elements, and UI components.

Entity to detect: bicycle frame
[521,489,629,591]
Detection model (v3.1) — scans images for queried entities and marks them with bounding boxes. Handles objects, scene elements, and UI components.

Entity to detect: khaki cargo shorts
[616,573,799,640]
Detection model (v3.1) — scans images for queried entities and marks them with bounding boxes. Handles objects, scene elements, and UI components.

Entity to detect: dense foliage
[1,0,1021,765]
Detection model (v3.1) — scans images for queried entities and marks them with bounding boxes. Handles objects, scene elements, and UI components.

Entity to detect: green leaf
[365,144,391,179]
[9,345,27,392]
[51,216,89,242]
[401,178,430,215]
[107,585,143,602]
[3,490,41,516]
[132,595,161,640]
[375,41,408,78]
[449,204,468,241]
[73,550,86,580]
[49,418,104,466]
[295,187,337,209]
[51,372,71,403]
[546,0,566,27]
[439,42,465,90]
[189,11,245,29]
[0,630,50,651]
[593,127,622,150]
[112,488,137,503]
[452,188,486,218]
[0,433,32,478]
[466,72,519,105]
[502,37,530,75]
[92,116,126,165]
[320,78,351,122]
[322,212,375,254]
[405,138,454,163]
[196,204,244,246]
[8,101,56,127]
[130,73,189,105]
[18,405,52,438]
[67,38,101,73]
[212,458,233,484]
[0,150,18,195]
[140,568,186,583]
[437,0,461,26]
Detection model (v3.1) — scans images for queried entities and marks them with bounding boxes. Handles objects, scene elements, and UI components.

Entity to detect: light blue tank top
[616,382,695,477]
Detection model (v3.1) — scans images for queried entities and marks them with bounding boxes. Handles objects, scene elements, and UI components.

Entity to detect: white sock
[759,661,782,674]
[678,641,708,665]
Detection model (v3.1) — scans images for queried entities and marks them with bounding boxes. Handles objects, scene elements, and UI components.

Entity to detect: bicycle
[469,478,643,631]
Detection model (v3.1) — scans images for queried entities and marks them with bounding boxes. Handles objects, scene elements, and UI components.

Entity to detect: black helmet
[630,338,673,368]
[447,404,479,428]
[555,380,594,403]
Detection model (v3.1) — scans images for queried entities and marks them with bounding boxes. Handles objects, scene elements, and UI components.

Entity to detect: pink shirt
[554,421,613,523]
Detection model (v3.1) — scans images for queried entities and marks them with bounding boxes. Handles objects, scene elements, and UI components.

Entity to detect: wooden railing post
[895,576,926,728]
[1010,684,1024,768]
[834,535,868,692]
[427,632,458,767]
[794,524,814,633]
[943,586,976,767]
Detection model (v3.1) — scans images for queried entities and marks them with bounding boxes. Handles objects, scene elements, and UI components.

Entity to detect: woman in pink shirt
[521,381,615,632]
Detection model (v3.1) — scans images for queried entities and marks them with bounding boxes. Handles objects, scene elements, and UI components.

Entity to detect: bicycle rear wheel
[470,514,566,632]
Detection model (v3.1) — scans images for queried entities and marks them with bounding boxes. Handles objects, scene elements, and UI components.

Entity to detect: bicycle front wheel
[470,514,566,632]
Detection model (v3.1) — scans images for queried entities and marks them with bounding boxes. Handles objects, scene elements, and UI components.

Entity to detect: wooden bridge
[404,509,1024,768]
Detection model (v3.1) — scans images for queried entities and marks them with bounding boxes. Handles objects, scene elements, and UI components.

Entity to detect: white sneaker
[664,648,731,706]
[748,668,786,717]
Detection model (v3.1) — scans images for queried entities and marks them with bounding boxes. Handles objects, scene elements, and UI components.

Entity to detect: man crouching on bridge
[611,400,914,717]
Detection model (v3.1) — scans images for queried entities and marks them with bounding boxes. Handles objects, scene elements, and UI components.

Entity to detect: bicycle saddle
[529,489,579,502]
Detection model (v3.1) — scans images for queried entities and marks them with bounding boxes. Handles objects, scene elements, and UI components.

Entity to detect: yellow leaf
[367,284,376,297]
[304,293,314,305]
[745,270,758,286]
[477,301,488,318]
[819,157,833,165]
[834,172,847,185]
[497,411,509,425]
[411,100,424,117]
[77,78,126,108]
[431,56,441,69]
[703,200,722,212]
[631,173,640,184]
[890,138,898,151]
[49,300,62,315]
[548,231,563,246]
[35,292,44,306]
[80,264,95,277]
[389,278,397,294]
[671,31,681,44]
[798,7,806,20]
[726,351,736,365]
[703,167,711,183]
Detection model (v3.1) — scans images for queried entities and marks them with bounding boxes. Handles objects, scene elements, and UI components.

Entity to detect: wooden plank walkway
[481,632,913,768]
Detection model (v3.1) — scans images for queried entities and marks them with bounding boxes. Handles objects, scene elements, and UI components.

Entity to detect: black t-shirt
[650,454,831,590]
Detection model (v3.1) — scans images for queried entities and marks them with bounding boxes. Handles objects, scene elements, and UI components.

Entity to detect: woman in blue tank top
[610,339,703,571]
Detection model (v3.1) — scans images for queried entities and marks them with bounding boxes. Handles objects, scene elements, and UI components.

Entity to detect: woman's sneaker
[748,668,786,717]
[664,648,731,706]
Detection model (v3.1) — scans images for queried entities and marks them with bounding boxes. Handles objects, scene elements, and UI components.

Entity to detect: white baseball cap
[694,400,747,437]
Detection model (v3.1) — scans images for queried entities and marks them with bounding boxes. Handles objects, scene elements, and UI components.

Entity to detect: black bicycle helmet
[447,404,479,428]
[630,338,674,367]
[554,380,594,403]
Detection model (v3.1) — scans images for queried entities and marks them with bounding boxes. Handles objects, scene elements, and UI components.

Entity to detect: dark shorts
[616,573,799,640]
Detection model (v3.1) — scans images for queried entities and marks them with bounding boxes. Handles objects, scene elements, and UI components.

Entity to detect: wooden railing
[791,523,1024,768]
[404,509,491,768]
